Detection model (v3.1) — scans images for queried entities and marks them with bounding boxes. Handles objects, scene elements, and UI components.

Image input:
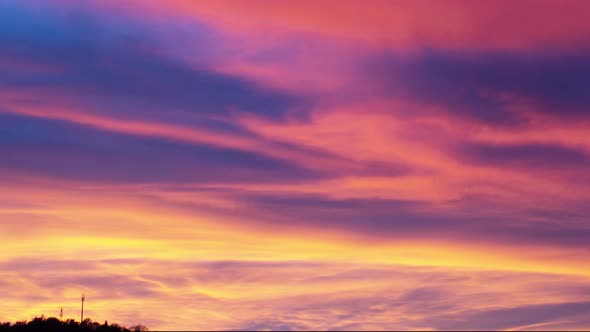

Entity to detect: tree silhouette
[0,316,148,332]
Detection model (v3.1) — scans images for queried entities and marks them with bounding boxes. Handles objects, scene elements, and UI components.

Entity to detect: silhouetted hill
[0,316,147,332]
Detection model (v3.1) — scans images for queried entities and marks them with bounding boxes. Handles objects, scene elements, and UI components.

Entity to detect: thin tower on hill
[81,294,85,322]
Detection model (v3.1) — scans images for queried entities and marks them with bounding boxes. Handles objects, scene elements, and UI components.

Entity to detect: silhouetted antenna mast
[60,307,63,321]
[81,294,85,322]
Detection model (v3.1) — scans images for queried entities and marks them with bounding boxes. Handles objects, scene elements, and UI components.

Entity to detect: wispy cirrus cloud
[2,258,590,330]
[2,0,590,330]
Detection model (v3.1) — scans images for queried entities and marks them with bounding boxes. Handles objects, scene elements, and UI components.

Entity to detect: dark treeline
[0,316,148,332]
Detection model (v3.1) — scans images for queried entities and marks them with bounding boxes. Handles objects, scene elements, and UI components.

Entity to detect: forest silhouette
[0,316,148,332]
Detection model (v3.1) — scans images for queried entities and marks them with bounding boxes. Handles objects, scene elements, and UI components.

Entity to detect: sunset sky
[2,0,590,330]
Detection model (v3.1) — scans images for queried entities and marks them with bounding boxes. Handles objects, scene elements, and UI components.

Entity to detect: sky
[1,0,590,330]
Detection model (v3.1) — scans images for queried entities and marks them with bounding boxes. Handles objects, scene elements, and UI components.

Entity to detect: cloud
[2,0,590,330]
[436,301,590,330]
[370,49,590,125]
[3,258,590,330]
[182,188,590,250]
[0,113,325,183]
[158,0,590,51]
[456,141,590,170]
[0,1,305,123]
